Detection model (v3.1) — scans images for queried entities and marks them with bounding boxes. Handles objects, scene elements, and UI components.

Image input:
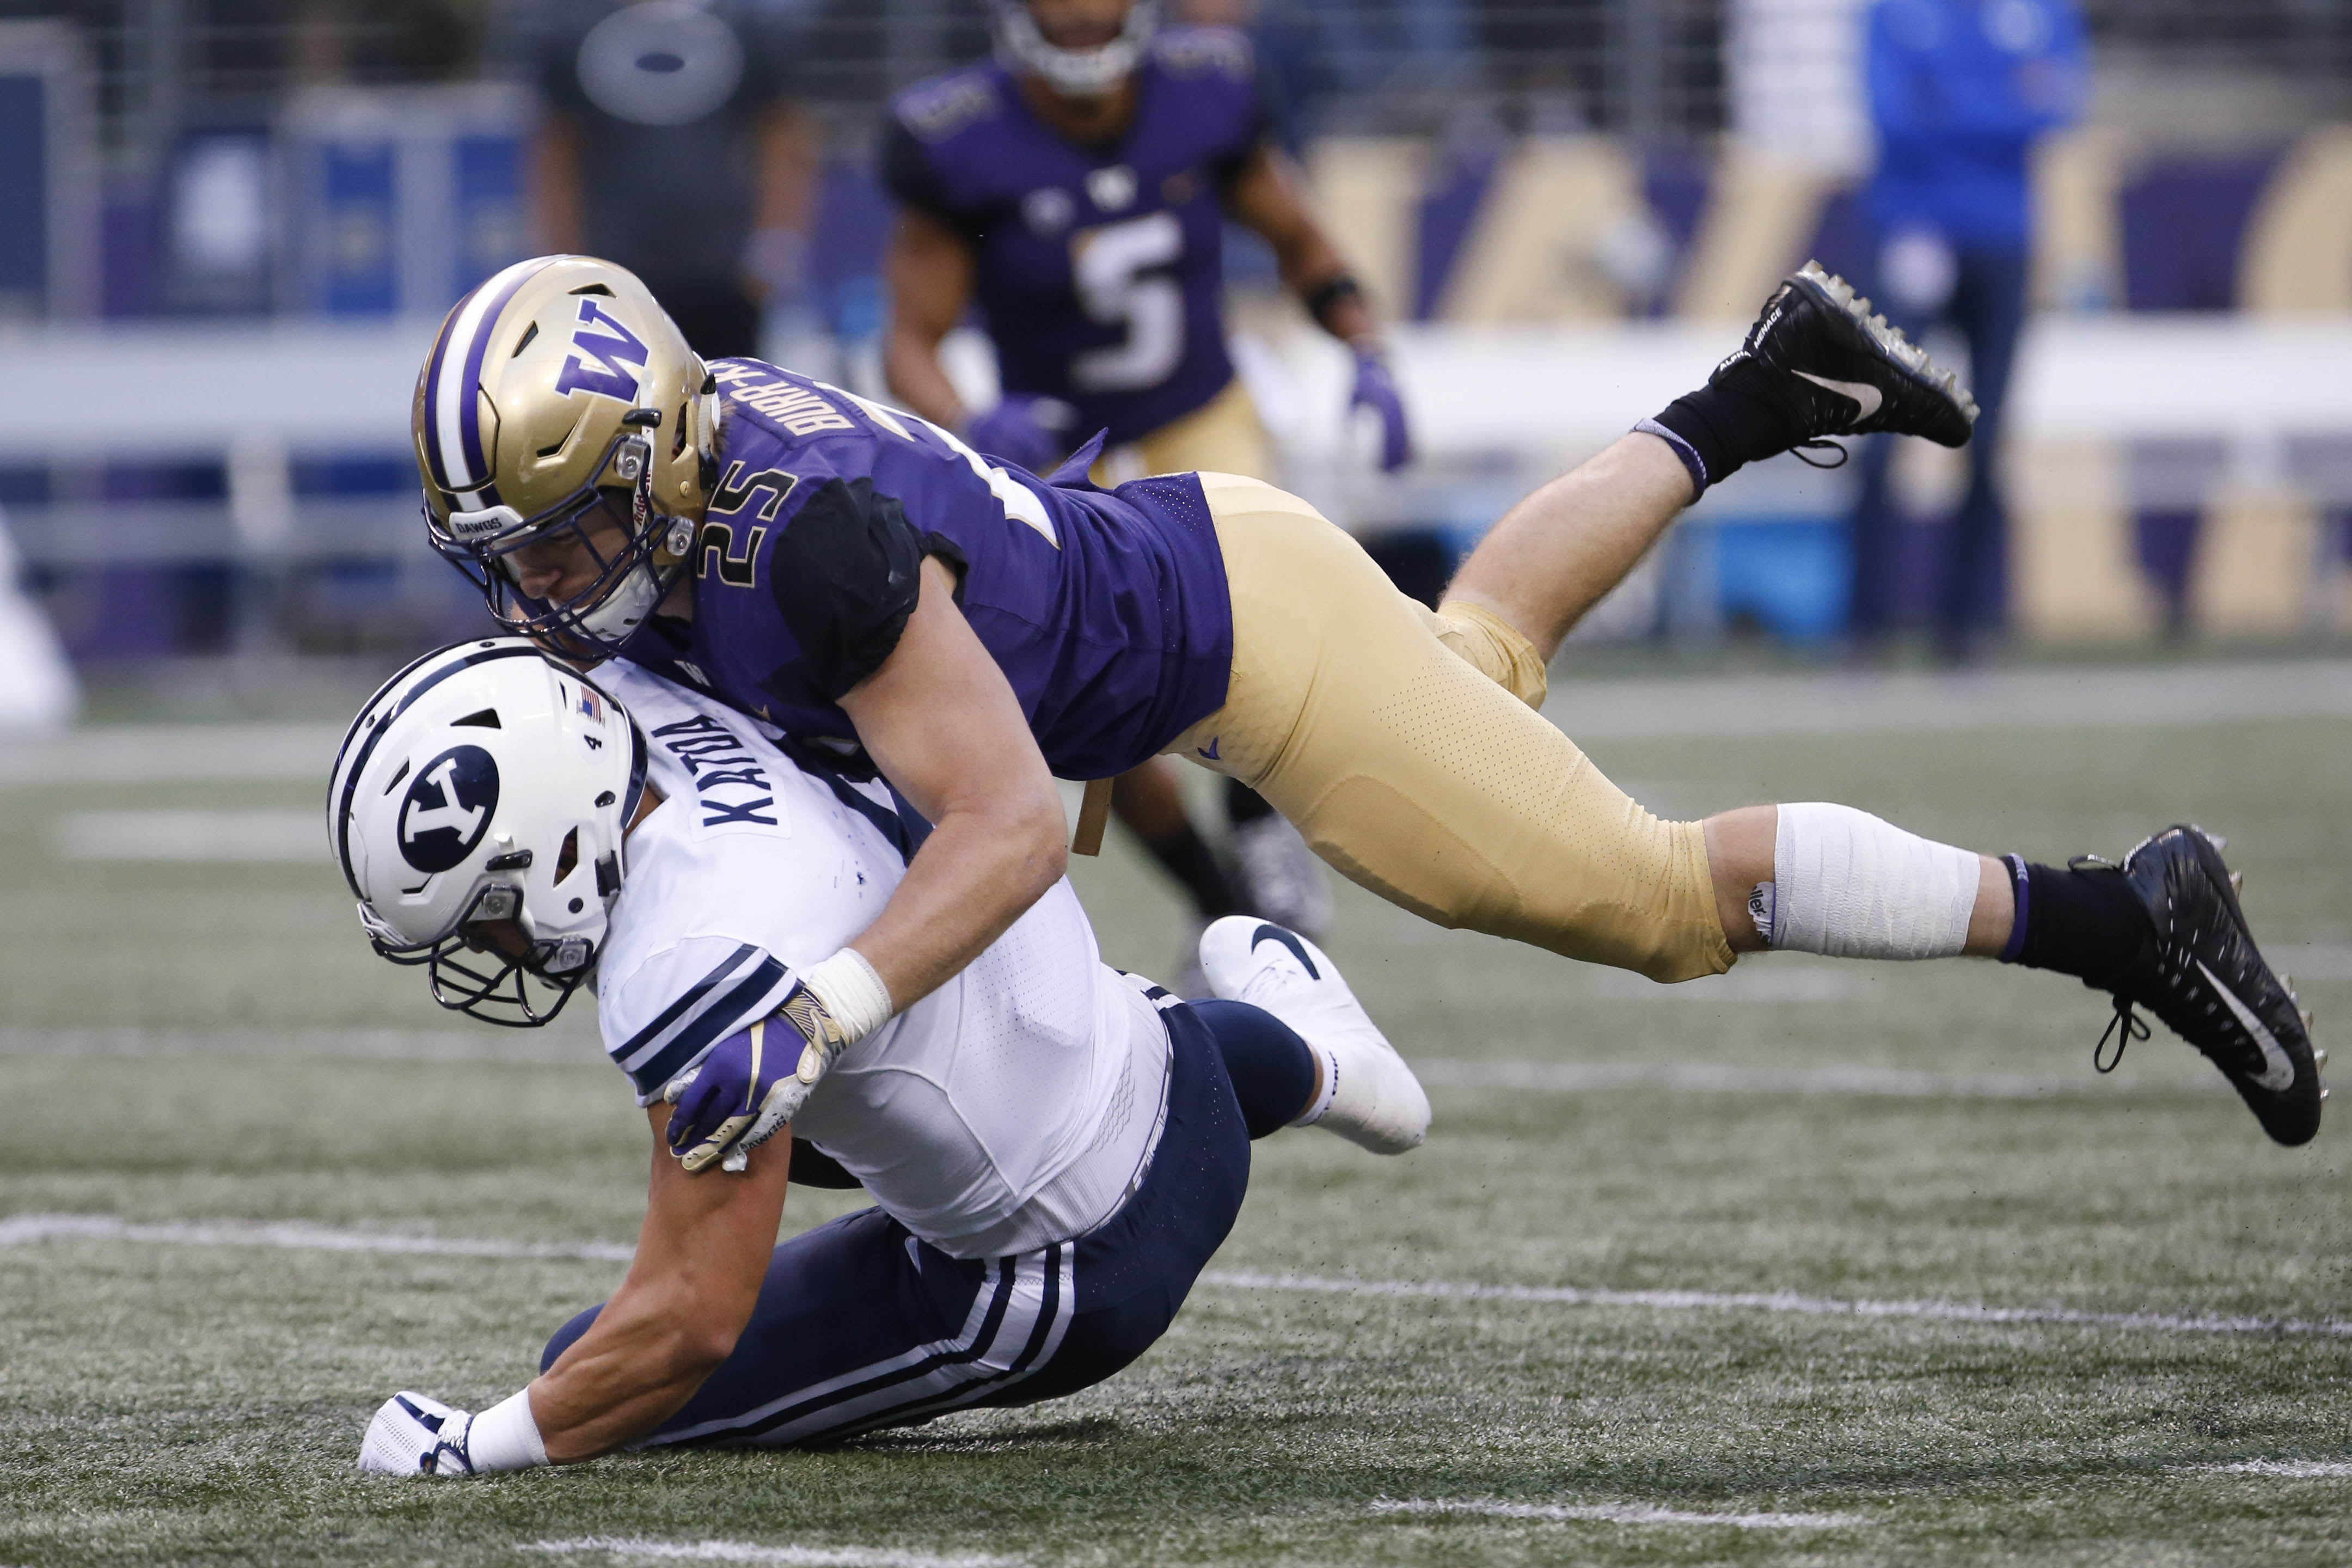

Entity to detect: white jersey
[593,662,1169,1259]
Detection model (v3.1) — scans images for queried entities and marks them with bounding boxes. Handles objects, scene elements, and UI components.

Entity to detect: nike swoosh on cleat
[1794,371,1883,419]
[2197,958,2298,1092]
[1251,923,1319,980]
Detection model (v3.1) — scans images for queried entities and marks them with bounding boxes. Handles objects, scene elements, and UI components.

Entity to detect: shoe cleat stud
[2312,1043,2324,1064]
[2229,871,2244,893]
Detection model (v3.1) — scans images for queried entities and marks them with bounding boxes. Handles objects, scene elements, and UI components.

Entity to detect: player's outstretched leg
[1707,805,2324,1146]
[1197,916,1430,1154]
[1446,261,1979,665]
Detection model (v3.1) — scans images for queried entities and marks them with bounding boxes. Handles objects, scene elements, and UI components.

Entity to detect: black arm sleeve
[1210,44,1277,193]
[880,117,959,223]
[767,476,925,703]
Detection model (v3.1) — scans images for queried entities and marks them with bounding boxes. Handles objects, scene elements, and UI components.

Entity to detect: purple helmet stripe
[420,309,464,493]
[427,256,561,507]
[454,259,557,506]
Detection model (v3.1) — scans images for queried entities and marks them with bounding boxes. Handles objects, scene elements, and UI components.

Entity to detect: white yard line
[2173,1460,2352,1478]
[1195,1270,2352,1339]
[0,1026,591,1065]
[1370,1497,1865,1530]
[52,809,324,862]
[526,1541,1022,1567]
[7,1211,2344,1340]
[0,1212,633,1262]
[1410,1057,2226,1100]
[1545,659,2352,742]
[0,723,342,787]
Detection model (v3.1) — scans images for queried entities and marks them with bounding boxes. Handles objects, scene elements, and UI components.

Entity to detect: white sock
[1290,1044,1340,1127]
[1757,803,1980,960]
[464,1387,549,1472]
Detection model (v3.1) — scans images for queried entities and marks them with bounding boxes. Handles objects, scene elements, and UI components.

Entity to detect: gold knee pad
[1423,598,1549,709]
[1171,472,1732,983]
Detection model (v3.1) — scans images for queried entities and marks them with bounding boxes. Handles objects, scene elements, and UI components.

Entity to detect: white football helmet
[329,638,646,1026]
[993,0,1159,97]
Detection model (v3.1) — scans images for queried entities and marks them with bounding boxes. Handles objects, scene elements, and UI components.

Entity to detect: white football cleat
[1198,916,1429,1154]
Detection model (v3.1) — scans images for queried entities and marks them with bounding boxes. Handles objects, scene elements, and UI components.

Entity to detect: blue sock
[1191,999,1316,1140]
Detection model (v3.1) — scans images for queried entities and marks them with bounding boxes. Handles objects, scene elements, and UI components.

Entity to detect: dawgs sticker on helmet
[399,746,501,873]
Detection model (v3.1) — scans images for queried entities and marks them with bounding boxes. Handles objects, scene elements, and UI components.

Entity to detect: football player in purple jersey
[414,253,2326,1155]
[877,0,1410,951]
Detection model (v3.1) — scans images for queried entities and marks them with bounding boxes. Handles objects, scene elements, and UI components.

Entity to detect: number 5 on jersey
[1072,212,1183,394]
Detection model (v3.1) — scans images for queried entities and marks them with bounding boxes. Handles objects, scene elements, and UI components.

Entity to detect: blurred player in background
[498,0,819,359]
[878,0,1416,950]
[1847,0,2086,659]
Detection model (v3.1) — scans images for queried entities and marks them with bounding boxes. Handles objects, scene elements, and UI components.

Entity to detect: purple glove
[964,395,1074,475]
[1349,347,1413,472]
[664,1005,831,1173]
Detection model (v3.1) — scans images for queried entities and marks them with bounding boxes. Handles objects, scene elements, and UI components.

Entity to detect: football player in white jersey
[329,639,1428,1473]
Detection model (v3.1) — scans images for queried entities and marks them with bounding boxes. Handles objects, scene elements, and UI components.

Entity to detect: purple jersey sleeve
[883,30,1270,447]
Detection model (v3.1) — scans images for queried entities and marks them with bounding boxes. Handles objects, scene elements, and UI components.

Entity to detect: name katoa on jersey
[593,660,1162,1257]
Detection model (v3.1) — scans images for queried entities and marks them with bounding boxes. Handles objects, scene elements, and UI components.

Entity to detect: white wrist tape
[1765,802,1980,960]
[800,948,893,1045]
[463,1388,548,1472]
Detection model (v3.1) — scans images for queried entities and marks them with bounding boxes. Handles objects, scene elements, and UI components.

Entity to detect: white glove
[358,1389,547,1478]
[359,1392,479,1477]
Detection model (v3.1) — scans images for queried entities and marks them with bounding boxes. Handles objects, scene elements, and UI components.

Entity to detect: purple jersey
[882,29,1268,448]
[618,359,1233,781]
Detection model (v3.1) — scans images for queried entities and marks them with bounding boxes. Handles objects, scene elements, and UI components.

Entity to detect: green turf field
[4,664,2350,1566]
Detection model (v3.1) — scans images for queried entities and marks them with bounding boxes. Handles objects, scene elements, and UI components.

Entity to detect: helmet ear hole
[555,826,579,883]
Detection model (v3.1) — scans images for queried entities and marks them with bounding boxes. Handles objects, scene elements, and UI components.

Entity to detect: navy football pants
[541,994,1307,1447]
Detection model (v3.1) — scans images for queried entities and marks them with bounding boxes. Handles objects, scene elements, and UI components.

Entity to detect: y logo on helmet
[399,745,501,873]
[554,299,652,402]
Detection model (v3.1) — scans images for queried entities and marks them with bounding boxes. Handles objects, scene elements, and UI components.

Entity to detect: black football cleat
[2097,825,2323,1146]
[1717,260,1979,449]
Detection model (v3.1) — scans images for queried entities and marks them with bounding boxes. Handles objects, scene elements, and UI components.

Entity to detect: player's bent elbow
[654,1309,746,1383]
[635,1280,753,1382]
[1013,789,1070,886]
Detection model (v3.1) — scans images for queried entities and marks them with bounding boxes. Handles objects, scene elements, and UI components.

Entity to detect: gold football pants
[1166,473,1734,983]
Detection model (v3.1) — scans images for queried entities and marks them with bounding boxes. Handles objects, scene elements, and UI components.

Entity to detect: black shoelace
[2094,997,2149,1074]
[1791,439,1851,469]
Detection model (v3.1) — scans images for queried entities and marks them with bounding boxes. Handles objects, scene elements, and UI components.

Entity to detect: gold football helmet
[413,255,720,653]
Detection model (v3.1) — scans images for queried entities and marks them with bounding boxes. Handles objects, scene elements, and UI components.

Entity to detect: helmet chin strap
[575,437,695,646]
